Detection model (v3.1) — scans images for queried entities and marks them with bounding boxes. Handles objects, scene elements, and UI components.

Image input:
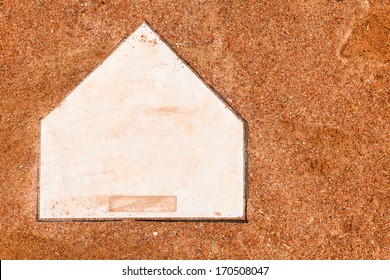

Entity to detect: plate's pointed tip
[138,20,153,31]
[132,20,156,39]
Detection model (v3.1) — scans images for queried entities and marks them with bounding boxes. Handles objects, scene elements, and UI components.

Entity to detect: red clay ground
[1,0,389,259]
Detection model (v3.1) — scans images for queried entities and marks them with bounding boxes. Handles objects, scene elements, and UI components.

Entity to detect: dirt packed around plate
[0,0,389,259]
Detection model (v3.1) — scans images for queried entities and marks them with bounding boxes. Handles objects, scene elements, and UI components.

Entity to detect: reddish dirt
[341,8,390,63]
[1,0,389,259]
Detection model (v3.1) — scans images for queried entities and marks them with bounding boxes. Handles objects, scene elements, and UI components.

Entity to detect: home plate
[39,22,247,221]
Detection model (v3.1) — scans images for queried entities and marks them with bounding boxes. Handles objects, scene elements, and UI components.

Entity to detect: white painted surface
[39,23,245,219]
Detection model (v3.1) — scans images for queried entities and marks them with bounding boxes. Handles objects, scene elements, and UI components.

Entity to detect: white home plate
[39,22,247,220]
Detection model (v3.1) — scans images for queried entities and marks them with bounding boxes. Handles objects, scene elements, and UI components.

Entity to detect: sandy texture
[0,0,389,259]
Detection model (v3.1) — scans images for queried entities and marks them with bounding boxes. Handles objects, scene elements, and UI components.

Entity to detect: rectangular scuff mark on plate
[109,196,177,212]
